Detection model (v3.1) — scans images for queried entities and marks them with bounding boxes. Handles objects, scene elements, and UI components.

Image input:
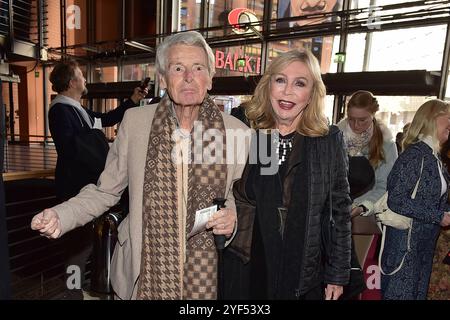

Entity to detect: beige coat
[52,104,250,299]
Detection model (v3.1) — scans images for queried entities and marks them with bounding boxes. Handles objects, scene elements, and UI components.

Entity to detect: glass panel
[206,0,265,38]
[345,25,446,72]
[325,95,334,123]
[367,25,446,71]
[174,0,202,31]
[214,44,262,77]
[268,36,340,74]
[92,65,118,83]
[345,33,366,72]
[122,63,156,82]
[272,0,342,29]
[350,0,449,31]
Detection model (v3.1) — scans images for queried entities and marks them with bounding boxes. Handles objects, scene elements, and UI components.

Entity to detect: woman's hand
[206,208,236,238]
[351,206,364,218]
[441,212,450,227]
[325,284,343,300]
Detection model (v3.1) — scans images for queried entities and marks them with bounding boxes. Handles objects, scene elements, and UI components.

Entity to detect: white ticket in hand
[188,205,217,238]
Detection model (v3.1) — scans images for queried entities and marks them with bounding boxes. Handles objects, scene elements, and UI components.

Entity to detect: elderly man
[48,59,146,299]
[31,31,250,300]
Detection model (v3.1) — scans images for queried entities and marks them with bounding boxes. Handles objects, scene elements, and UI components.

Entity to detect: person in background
[48,59,147,299]
[381,99,450,300]
[49,60,146,201]
[224,49,351,300]
[337,90,398,299]
[230,101,250,127]
[32,31,249,300]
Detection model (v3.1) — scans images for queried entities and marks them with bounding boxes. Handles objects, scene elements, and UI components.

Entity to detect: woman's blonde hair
[245,49,329,137]
[346,90,384,168]
[403,99,450,151]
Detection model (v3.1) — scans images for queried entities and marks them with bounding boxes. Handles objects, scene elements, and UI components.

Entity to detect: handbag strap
[378,225,412,275]
[378,157,423,276]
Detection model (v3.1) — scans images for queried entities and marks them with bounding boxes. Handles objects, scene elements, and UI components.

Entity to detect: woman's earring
[159,88,166,97]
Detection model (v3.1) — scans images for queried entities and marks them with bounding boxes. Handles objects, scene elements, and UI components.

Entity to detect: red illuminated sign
[214,49,261,74]
[228,8,260,35]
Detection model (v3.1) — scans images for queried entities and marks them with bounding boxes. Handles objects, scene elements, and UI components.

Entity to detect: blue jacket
[381,141,449,299]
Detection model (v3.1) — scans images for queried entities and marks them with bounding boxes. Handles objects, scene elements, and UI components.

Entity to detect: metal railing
[3,134,56,173]
[5,179,66,299]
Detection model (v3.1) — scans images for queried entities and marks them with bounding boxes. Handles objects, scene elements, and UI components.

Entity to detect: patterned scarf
[342,119,373,156]
[136,94,227,299]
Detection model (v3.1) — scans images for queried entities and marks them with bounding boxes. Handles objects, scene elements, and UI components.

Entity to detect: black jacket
[223,126,351,299]
[49,98,136,200]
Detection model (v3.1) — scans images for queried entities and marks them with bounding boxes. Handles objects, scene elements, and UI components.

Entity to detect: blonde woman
[225,50,352,300]
[381,99,450,300]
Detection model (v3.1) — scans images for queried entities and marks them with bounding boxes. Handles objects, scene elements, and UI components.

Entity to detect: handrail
[3,168,55,181]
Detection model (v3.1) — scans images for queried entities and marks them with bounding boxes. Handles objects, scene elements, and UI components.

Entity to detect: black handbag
[63,128,110,198]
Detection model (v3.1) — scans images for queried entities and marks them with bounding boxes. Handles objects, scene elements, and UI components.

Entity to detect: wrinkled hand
[441,212,450,227]
[30,208,62,239]
[130,87,148,104]
[206,208,236,238]
[325,284,343,300]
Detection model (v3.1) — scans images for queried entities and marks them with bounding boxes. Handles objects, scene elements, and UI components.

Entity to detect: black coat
[223,126,352,299]
[49,98,136,200]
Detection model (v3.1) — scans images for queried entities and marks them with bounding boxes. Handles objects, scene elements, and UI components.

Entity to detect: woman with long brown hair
[337,90,398,298]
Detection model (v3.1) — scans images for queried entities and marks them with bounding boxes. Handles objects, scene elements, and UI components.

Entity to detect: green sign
[334,52,346,63]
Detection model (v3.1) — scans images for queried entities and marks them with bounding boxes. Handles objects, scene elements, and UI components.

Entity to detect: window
[345,25,446,72]
[272,0,342,30]
[122,63,155,82]
[268,36,340,74]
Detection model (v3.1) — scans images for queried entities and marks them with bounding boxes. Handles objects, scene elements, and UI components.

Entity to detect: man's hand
[30,208,62,239]
[325,284,343,300]
[206,208,236,238]
[130,87,148,104]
